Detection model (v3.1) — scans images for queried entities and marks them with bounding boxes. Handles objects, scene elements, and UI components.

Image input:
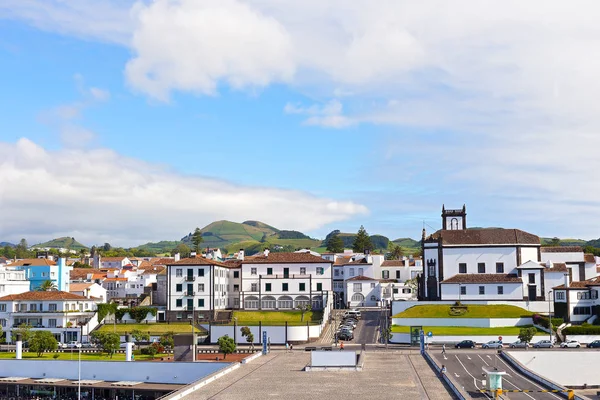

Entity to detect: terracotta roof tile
[584,254,596,263]
[546,262,568,272]
[242,253,331,264]
[346,275,376,281]
[10,258,57,267]
[349,258,370,265]
[0,291,89,301]
[70,268,105,280]
[69,283,94,292]
[427,229,539,245]
[333,256,352,266]
[554,276,600,289]
[441,274,522,284]
[167,256,229,267]
[382,260,405,267]
[150,258,175,266]
[541,246,583,253]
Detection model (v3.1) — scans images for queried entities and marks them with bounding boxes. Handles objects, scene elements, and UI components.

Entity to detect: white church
[419,205,597,302]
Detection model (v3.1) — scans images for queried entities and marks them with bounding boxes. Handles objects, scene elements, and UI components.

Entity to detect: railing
[184,291,195,296]
[259,274,311,279]
[185,276,196,281]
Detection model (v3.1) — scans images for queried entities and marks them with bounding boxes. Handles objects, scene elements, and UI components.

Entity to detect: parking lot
[431,349,566,399]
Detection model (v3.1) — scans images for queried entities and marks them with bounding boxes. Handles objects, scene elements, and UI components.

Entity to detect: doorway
[528,285,537,301]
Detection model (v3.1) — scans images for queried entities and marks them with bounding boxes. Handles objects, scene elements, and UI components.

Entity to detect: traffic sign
[498,336,503,342]
[427,331,433,337]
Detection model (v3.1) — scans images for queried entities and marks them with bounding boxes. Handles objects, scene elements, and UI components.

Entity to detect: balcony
[184,291,195,296]
[185,276,196,282]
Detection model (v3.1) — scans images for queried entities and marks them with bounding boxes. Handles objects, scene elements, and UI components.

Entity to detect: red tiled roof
[541,246,582,253]
[10,258,57,267]
[333,256,352,266]
[584,254,596,263]
[242,253,331,264]
[70,268,105,280]
[427,229,539,246]
[150,257,175,266]
[554,276,600,290]
[167,256,229,267]
[346,275,376,281]
[546,262,568,272]
[382,260,405,267]
[441,274,522,284]
[348,258,370,265]
[69,283,94,292]
[0,291,88,301]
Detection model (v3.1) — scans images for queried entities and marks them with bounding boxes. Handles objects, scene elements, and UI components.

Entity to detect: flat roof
[0,377,184,392]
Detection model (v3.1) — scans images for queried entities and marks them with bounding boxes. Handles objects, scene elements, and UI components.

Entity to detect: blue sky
[1,1,600,247]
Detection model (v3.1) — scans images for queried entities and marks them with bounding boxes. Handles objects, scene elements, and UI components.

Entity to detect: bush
[563,325,600,335]
[533,314,563,329]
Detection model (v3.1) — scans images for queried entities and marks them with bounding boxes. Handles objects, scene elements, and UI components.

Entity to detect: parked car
[81,342,96,348]
[560,340,581,348]
[533,340,554,348]
[342,321,357,328]
[56,342,67,349]
[455,340,476,349]
[586,340,600,348]
[337,332,353,341]
[482,340,503,349]
[344,310,361,319]
[509,340,529,349]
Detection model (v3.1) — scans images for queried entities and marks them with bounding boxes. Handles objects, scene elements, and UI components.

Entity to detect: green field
[230,310,323,326]
[0,351,169,361]
[394,304,533,319]
[391,325,545,336]
[96,323,205,334]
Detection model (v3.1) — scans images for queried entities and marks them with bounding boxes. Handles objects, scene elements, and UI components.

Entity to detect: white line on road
[467,355,471,360]
[497,356,561,399]
[502,376,536,400]
[478,354,490,366]
[454,355,492,399]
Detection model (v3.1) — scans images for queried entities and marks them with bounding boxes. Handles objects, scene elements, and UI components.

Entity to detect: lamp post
[548,290,553,344]
[233,317,238,348]
[458,283,462,303]
[76,342,82,400]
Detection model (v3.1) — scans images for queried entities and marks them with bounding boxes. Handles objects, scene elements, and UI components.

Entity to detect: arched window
[370,295,377,301]
[277,296,293,309]
[244,296,259,309]
[451,218,458,230]
[351,293,364,302]
[295,296,310,308]
[261,296,276,309]
[311,295,323,310]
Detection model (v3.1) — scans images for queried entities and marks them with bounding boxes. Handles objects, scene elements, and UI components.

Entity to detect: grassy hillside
[136,240,180,253]
[392,238,420,248]
[32,237,88,250]
[394,304,533,319]
[0,242,15,247]
[540,237,587,247]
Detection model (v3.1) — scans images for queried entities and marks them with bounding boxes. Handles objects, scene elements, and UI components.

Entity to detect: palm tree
[79,248,87,263]
[38,280,57,291]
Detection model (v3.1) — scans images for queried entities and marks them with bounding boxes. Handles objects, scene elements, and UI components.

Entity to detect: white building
[97,256,132,269]
[0,291,101,343]
[380,258,422,282]
[239,251,332,311]
[553,275,600,324]
[69,282,107,303]
[0,266,30,297]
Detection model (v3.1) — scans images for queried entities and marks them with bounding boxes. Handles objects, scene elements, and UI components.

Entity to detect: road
[432,350,563,399]
[353,309,384,344]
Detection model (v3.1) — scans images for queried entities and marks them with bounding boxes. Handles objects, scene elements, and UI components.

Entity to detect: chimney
[238,249,245,261]
[190,251,197,258]
[564,273,570,288]
[174,253,180,262]
[264,249,270,257]
[546,260,552,268]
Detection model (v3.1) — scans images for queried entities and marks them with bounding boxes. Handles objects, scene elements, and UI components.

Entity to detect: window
[49,319,57,328]
[198,268,205,277]
[176,269,182,277]
[353,283,362,292]
[497,286,504,295]
[459,263,467,274]
[393,288,399,294]
[396,270,400,279]
[496,263,504,273]
[477,263,485,273]
[428,264,435,276]
[479,286,485,295]
[282,283,288,292]
[370,283,376,288]
[528,273,535,284]
[198,299,204,307]
[316,267,324,275]
[349,268,355,276]
[42,272,47,277]
[176,312,182,320]
[176,299,182,307]
[556,291,565,300]
[316,283,322,291]
[299,283,306,291]
[335,269,340,276]
[0,304,5,312]
[574,306,592,315]
[233,271,239,278]
[198,283,204,292]
[370,295,377,301]
[358,268,363,275]
[251,268,257,275]
[265,283,272,292]
[300,267,306,275]
[30,304,37,311]
[460,286,466,295]
[176,284,182,292]
[267,268,273,275]
[251,283,258,292]
[382,271,389,279]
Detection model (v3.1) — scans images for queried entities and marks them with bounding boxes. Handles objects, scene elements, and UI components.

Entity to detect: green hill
[32,237,88,250]
[540,237,588,247]
[392,238,420,248]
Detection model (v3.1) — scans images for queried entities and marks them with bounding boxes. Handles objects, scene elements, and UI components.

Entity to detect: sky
[2,0,600,247]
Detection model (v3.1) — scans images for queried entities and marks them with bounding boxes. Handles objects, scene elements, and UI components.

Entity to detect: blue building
[11,258,73,291]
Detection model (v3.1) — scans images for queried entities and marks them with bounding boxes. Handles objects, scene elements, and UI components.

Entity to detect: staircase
[214,310,233,324]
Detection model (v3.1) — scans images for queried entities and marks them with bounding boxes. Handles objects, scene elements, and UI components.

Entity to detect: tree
[37,280,57,291]
[103,243,112,252]
[297,304,312,322]
[380,325,392,344]
[326,234,344,253]
[91,331,120,358]
[159,332,175,349]
[240,326,255,350]
[15,239,29,259]
[79,248,87,263]
[172,243,191,258]
[191,228,204,253]
[29,331,58,357]
[549,237,561,246]
[518,327,537,343]
[12,324,32,343]
[387,243,404,260]
[217,335,236,359]
[352,226,373,253]
[131,329,150,343]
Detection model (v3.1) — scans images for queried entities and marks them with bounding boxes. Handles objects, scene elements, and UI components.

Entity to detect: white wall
[392,300,550,316]
[441,283,523,300]
[508,351,600,386]
[311,351,356,367]
[443,247,519,276]
[540,252,584,263]
[392,317,533,328]
[210,323,322,344]
[0,359,229,385]
[520,247,539,263]
[565,335,600,343]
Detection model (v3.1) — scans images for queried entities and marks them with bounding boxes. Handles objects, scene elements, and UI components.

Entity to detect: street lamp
[76,342,82,400]
[458,283,462,303]
[233,317,238,348]
[548,290,553,344]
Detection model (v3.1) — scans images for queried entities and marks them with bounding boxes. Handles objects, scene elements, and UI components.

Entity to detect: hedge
[533,314,563,329]
[563,325,600,335]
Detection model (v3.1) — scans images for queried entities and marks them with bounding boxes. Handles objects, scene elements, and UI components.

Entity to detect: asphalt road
[432,350,563,400]
[352,310,383,344]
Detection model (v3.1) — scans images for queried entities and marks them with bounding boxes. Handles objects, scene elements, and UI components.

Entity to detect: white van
[344,310,361,319]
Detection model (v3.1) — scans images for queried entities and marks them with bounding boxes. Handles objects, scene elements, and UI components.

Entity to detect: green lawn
[391,325,545,336]
[394,304,533,319]
[230,310,323,326]
[96,323,205,334]
[0,351,170,361]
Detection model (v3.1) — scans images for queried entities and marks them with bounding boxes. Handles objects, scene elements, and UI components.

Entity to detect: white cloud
[0,139,368,246]
[284,99,354,128]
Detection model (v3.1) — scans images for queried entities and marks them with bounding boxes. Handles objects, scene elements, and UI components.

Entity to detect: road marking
[478,354,490,366]
[486,355,492,360]
[454,373,460,378]
[454,355,492,399]
[467,355,471,360]
[502,376,537,400]
[497,356,561,399]
[443,355,447,360]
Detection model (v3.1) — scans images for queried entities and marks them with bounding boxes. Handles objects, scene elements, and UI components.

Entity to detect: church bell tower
[442,204,467,230]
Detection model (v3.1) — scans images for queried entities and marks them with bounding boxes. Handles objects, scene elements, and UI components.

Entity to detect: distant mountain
[0,242,15,247]
[32,237,88,250]
[392,238,421,248]
[322,230,391,250]
[540,237,588,247]
[138,220,320,255]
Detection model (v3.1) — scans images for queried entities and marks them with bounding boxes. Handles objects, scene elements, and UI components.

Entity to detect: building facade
[10,258,72,292]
